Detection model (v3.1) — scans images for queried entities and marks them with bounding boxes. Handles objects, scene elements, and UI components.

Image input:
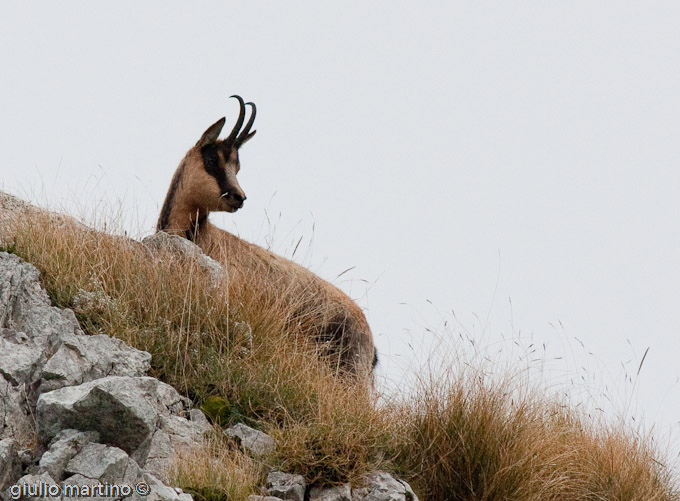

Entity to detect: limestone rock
[142,412,210,481]
[0,191,33,245]
[0,329,45,387]
[40,331,151,393]
[38,429,99,483]
[351,472,418,501]
[134,472,194,501]
[266,471,306,501]
[36,376,184,454]
[225,422,275,456]
[60,473,113,501]
[309,484,352,501]
[188,408,211,431]
[36,376,208,483]
[142,232,224,285]
[0,221,202,499]
[0,252,80,351]
[0,438,23,492]
[61,473,102,501]
[0,378,36,448]
[64,443,129,483]
[0,252,151,450]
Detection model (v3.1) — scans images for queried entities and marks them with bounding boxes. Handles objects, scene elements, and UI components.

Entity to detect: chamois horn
[234,102,256,148]
[224,95,246,145]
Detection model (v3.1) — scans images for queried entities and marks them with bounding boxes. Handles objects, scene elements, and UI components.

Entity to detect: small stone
[64,443,129,482]
[225,423,275,456]
[188,408,212,434]
[38,429,99,482]
[136,472,193,501]
[352,472,419,501]
[309,484,351,501]
[142,233,224,286]
[266,471,306,501]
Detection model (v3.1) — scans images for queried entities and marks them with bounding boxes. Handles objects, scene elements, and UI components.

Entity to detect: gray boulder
[0,252,81,347]
[0,251,69,412]
[0,378,36,454]
[0,252,151,450]
[127,472,194,501]
[0,191,33,245]
[0,438,22,492]
[247,497,284,501]
[351,472,418,501]
[309,484,352,501]
[142,232,224,286]
[64,442,141,484]
[142,412,212,480]
[0,329,46,387]
[36,376,209,482]
[38,429,99,483]
[0,213,202,499]
[225,422,275,456]
[40,331,151,393]
[0,191,85,249]
[36,376,164,454]
[266,471,306,501]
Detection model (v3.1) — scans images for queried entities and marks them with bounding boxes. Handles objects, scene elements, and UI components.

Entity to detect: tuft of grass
[169,436,263,501]
[389,369,675,500]
[4,206,678,500]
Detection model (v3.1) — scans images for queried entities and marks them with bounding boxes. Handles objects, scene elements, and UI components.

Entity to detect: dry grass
[170,437,262,501]
[2,208,677,500]
[389,368,675,500]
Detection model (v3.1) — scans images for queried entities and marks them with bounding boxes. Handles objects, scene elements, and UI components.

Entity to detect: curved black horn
[234,102,256,148]
[224,95,246,145]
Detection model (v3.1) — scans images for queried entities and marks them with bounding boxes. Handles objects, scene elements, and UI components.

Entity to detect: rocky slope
[0,191,418,501]
[0,250,210,500]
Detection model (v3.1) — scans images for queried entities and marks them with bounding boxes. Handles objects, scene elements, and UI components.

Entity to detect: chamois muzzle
[230,192,246,208]
[222,190,246,211]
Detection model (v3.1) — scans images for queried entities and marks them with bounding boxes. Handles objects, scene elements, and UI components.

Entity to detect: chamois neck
[157,162,209,241]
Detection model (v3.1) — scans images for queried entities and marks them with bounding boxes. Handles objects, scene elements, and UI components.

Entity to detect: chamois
[157,96,376,380]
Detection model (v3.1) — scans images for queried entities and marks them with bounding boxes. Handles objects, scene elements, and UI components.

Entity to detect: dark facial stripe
[372,349,378,369]
[200,144,231,196]
[157,162,186,231]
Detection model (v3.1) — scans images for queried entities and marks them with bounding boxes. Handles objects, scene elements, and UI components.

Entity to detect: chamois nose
[231,192,246,207]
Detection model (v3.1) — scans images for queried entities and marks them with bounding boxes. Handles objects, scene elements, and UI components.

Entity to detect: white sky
[2,2,679,459]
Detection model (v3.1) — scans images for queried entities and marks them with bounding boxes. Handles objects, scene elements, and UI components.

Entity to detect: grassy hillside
[2,210,677,500]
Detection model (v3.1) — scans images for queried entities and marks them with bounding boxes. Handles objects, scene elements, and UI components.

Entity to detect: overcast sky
[2,1,679,458]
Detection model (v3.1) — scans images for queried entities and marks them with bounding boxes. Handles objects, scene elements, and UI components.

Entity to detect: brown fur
[157,107,376,380]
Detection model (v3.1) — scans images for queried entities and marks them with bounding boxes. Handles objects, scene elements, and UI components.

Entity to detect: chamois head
[195,95,256,214]
[157,95,256,234]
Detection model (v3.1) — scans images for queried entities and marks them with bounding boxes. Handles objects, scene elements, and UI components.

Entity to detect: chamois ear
[196,117,226,147]
[237,130,257,147]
